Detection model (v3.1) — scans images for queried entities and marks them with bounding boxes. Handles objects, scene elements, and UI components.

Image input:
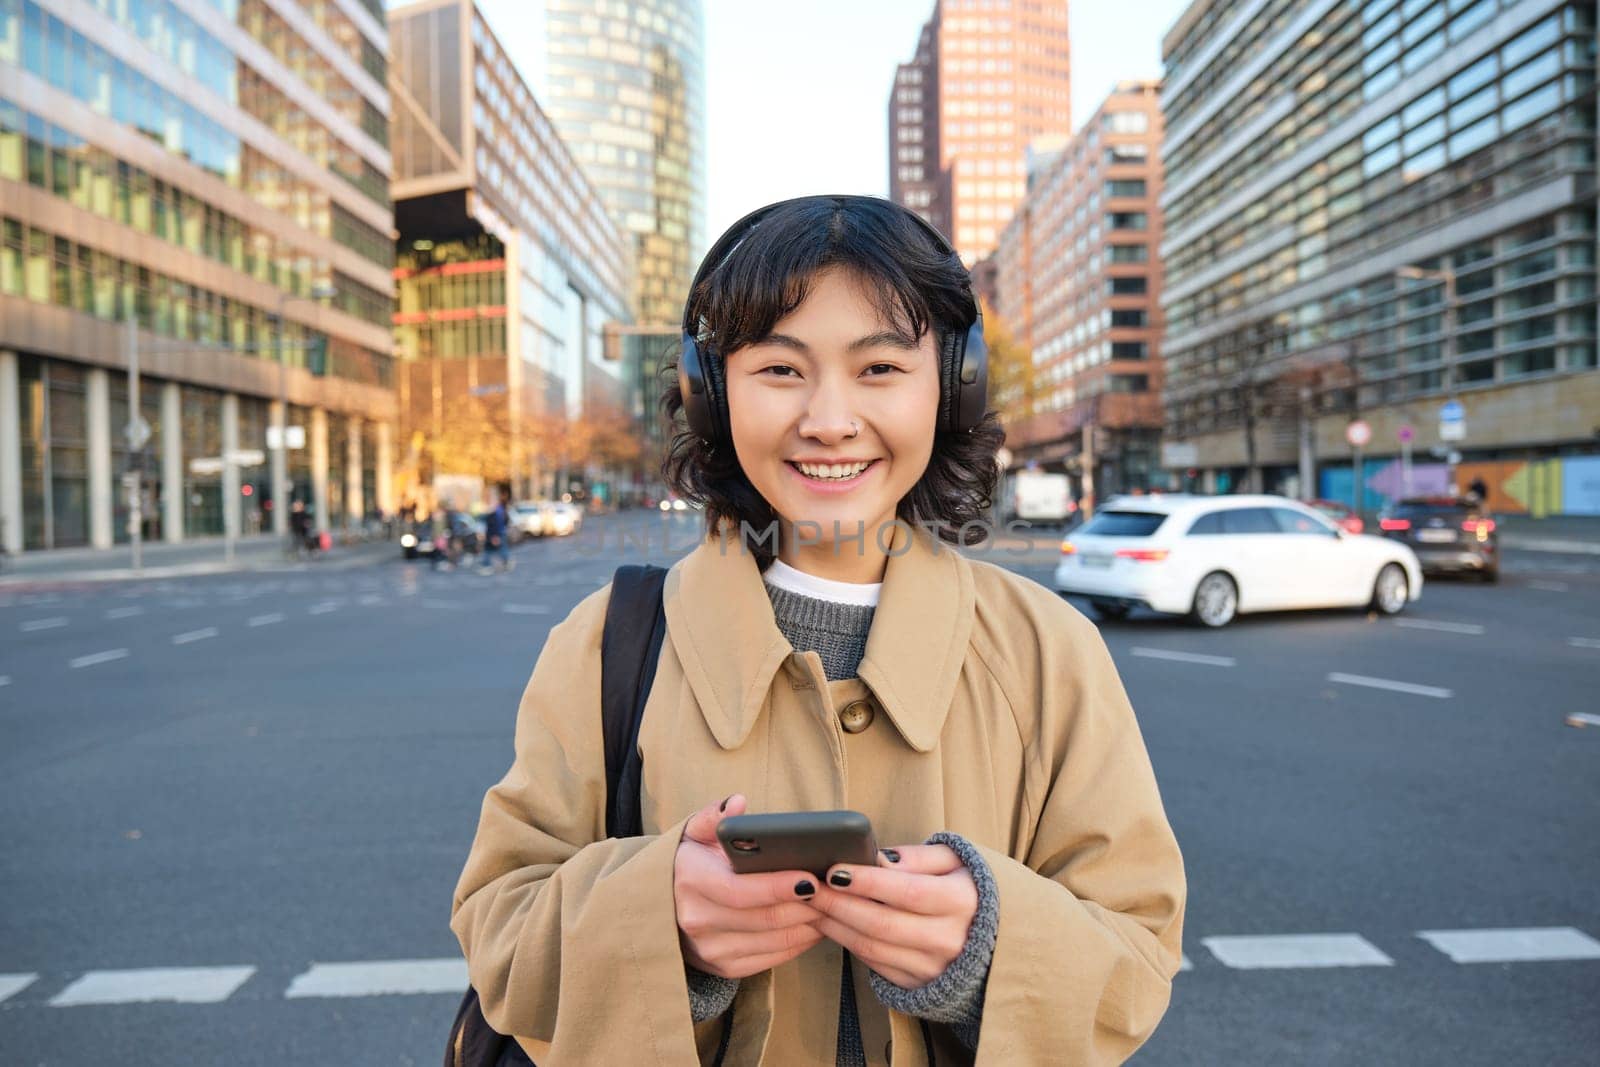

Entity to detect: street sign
[1439,400,1465,441]
[1397,425,1414,443]
[1160,442,1199,468]
[1345,420,1371,447]
[228,448,266,467]
[125,417,152,450]
[189,457,225,475]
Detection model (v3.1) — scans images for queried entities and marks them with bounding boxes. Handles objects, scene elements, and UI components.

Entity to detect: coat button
[839,699,875,734]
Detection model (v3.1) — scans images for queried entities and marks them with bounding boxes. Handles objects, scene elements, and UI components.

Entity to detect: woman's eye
[761,365,799,378]
[864,363,902,376]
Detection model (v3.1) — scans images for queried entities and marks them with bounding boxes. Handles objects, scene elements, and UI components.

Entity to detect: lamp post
[273,284,338,541]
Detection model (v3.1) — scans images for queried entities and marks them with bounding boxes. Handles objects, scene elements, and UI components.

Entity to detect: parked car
[399,511,481,561]
[541,500,583,536]
[1377,496,1499,582]
[1307,498,1365,535]
[1053,493,1423,627]
[512,501,546,540]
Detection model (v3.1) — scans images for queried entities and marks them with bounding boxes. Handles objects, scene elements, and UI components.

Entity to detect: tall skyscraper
[889,0,1072,262]
[1160,0,1598,512]
[541,0,706,326]
[989,81,1167,498]
[0,0,397,553]
[389,0,634,503]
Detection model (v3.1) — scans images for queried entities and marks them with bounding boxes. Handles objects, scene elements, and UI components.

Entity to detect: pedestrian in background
[450,196,1185,1065]
[481,485,513,575]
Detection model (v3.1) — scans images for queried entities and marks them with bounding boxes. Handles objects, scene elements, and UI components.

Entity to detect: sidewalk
[0,532,400,587]
[1494,514,1600,555]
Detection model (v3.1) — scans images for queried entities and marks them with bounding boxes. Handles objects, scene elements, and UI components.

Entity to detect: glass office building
[389,0,633,503]
[0,0,397,552]
[1159,0,1599,513]
[542,0,705,326]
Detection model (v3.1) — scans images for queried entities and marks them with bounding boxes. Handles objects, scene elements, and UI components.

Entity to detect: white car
[1053,494,1423,627]
[541,500,583,536]
[512,502,546,539]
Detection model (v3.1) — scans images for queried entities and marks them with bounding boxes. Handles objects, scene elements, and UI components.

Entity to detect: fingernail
[794,879,815,898]
[828,869,852,888]
[719,795,732,812]
[881,849,901,864]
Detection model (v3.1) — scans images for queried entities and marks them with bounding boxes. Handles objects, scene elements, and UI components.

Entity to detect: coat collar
[664,521,975,753]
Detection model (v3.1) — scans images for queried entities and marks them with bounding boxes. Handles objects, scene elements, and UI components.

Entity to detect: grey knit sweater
[683,576,999,1061]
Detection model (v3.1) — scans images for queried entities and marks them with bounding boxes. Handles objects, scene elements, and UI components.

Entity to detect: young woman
[451,196,1185,1065]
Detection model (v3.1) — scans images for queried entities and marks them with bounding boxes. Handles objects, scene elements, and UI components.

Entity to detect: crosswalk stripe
[284,959,468,999]
[248,613,285,627]
[48,966,255,1006]
[1327,672,1452,699]
[1131,647,1236,667]
[172,627,219,645]
[0,973,38,1003]
[69,649,129,669]
[21,617,69,632]
[105,606,145,619]
[1394,619,1485,635]
[501,603,550,615]
[1201,934,1394,969]
[1417,927,1600,964]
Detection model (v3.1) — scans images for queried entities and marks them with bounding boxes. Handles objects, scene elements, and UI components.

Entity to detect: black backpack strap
[600,564,668,839]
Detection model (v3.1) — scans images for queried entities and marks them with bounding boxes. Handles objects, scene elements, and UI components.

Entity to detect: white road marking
[0,973,37,1003]
[21,617,69,632]
[1327,672,1452,700]
[501,603,550,615]
[1202,934,1394,969]
[48,966,255,1006]
[1131,647,1236,667]
[171,627,219,645]
[248,613,285,627]
[0,675,10,687]
[104,606,145,620]
[1529,580,1570,592]
[1568,712,1600,727]
[1568,637,1600,650]
[1179,954,1193,972]
[1418,927,1600,964]
[69,649,129,669]
[357,594,384,606]
[420,599,463,610]
[308,602,340,615]
[1394,619,1485,635]
[284,958,468,999]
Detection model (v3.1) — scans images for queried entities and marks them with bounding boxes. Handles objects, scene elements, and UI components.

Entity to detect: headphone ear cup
[679,337,717,443]
[938,330,964,433]
[703,344,729,443]
[955,319,989,432]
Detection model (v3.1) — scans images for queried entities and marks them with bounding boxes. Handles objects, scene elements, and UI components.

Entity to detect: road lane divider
[104,606,144,619]
[0,974,38,1003]
[48,966,255,1007]
[171,627,219,645]
[501,603,550,615]
[1327,672,1452,699]
[308,602,340,615]
[284,959,469,999]
[1568,637,1600,650]
[248,613,285,627]
[1130,647,1237,668]
[1394,619,1485,635]
[1200,934,1393,969]
[20,617,68,632]
[68,649,129,669]
[1417,927,1600,964]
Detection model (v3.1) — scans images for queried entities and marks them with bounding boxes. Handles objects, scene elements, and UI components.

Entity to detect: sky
[468,0,1195,247]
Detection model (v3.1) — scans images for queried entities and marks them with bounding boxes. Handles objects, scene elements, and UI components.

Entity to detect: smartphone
[716,810,878,880]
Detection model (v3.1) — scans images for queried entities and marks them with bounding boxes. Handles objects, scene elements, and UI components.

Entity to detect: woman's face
[724,267,941,571]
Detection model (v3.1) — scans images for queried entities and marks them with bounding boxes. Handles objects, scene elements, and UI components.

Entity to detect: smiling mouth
[787,459,879,482]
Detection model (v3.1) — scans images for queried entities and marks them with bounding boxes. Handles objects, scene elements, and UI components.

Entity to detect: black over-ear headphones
[677,195,988,447]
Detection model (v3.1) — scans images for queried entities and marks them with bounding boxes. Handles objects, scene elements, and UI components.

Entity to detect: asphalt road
[1,510,1596,1065]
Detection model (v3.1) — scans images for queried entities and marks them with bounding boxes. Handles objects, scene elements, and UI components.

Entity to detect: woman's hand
[804,844,979,989]
[673,794,825,980]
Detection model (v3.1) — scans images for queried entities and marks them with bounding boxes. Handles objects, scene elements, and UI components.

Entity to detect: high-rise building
[389,0,634,505]
[889,0,1072,262]
[1160,0,1599,514]
[0,0,398,554]
[542,0,706,326]
[989,81,1167,498]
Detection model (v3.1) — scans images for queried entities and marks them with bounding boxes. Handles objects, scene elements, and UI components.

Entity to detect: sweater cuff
[685,965,740,1023]
[866,831,998,1049]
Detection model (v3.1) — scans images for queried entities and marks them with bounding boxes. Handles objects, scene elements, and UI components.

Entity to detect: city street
[1,509,1596,1065]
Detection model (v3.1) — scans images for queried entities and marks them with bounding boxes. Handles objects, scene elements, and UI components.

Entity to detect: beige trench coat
[451,523,1186,1066]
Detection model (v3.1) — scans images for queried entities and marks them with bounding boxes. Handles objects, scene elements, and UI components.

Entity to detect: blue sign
[1439,400,1464,422]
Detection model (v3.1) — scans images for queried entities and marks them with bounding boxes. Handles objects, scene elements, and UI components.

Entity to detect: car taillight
[1379,518,1411,531]
[1115,548,1170,563]
[1060,541,1077,555]
[1461,519,1495,534]
[1346,518,1365,534]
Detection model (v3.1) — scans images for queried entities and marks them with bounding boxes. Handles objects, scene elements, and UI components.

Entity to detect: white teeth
[797,461,870,480]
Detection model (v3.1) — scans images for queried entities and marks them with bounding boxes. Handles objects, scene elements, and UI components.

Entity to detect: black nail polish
[794,879,815,898]
[719,795,731,812]
[881,849,901,864]
[829,870,853,888]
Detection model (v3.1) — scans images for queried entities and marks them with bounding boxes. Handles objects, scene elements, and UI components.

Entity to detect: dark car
[1377,496,1498,582]
[399,511,481,561]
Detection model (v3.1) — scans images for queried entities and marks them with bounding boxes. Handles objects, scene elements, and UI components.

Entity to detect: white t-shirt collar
[762,558,882,607]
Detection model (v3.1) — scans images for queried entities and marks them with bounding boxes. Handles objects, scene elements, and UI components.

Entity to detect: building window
[1108,243,1148,263]
[1111,341,1148,359]
[1108,212,1148,230]
[1108,276,1148,295]
[1106,179,1147,197]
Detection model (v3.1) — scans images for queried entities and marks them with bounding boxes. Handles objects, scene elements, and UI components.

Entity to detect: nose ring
[846,419,860,438]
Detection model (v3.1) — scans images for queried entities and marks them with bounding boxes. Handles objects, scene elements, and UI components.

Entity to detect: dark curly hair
[658,196,1005,568]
